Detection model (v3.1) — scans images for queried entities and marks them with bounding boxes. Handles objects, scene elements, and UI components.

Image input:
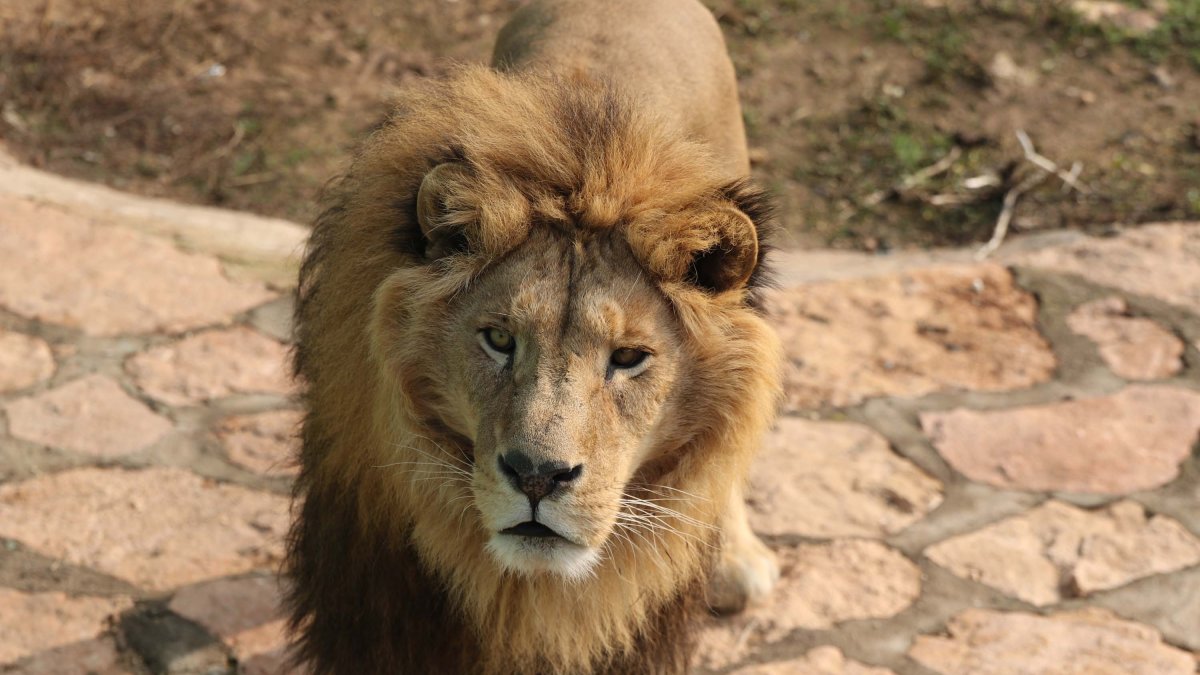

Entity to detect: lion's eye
[610,348,648,369]
[483,327,516,354]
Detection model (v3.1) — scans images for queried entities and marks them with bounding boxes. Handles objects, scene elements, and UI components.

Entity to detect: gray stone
[910,608,1194,675]
[926,500,1200,605]
[749,418,942,538]
[767,264,1055,409]
[922,386,1200,494]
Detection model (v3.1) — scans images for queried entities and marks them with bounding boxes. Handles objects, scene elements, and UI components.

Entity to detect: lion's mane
[286,66,781,674]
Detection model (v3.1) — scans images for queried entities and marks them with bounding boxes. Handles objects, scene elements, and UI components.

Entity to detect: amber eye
[483,327,515,354]
[610,348,648,369]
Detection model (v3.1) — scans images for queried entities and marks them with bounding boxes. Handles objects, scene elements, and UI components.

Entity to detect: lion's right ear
[415,162,474,258]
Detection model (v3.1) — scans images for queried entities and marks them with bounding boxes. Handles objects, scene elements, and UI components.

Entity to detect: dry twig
[974,169,1051,260]
[975,130,1088,260]
[862,146,963,208]
[899,146,963,192]
[1015,130,1091,195]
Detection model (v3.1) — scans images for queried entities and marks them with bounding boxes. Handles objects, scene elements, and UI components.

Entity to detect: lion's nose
[497,451,583,505]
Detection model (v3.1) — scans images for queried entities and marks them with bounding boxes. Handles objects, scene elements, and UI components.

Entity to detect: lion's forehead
[496,231,670,349]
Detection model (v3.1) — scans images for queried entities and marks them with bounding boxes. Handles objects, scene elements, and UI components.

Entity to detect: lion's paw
[705,531,778,615]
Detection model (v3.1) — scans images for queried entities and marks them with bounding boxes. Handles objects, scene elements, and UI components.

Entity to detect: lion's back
[492,0,749,178]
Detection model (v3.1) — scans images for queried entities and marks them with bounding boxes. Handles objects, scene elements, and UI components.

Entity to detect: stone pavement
[0,149,1197,674]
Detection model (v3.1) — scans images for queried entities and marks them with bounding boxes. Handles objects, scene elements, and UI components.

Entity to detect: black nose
[497,450,583,504]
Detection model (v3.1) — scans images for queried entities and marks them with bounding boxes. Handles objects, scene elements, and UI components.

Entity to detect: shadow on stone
[119,603,234,675]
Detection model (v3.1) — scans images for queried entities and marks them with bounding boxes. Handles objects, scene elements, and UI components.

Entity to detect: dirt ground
[1,0,1197,249]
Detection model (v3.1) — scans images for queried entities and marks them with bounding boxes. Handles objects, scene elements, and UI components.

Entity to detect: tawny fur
[286,5,783,674]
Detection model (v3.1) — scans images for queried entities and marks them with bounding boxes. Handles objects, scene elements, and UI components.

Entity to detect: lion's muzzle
[496,449,583,506]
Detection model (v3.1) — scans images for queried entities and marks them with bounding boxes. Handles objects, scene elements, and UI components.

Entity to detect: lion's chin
[486,533,601,581]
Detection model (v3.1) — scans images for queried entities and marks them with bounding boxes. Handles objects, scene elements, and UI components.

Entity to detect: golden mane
[286,66,782,674]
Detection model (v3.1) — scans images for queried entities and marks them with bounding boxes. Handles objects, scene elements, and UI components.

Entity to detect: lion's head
[290,65,781,672]
[364,78,773,581]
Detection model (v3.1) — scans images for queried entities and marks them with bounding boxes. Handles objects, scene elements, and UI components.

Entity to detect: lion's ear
[627,198,765,295]
[687,206,759,293]
[416,162,474,258]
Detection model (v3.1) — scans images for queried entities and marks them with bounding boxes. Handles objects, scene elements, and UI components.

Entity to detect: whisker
[407,433,472,465]
[619,517,713,550]
[375,446,474,489]
[406,467,473,477]
[617,504,718,551]
[606,525,635,554]
[409,476,472,484]
[613,521,670,573]
[627,482,711,502]
[405,446,473,473]
[386,435,473,472]
[620,499,717,532]
[374,460,471,473]
[623,495,713,519]
[457,501,477,530]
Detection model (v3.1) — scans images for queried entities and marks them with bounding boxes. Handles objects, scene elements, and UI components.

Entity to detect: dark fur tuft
[285,457,480,674]
[721,178,779,310]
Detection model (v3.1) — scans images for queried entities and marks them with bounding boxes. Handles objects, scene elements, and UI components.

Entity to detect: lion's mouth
[501,521,561,538]
[486,518,599,578]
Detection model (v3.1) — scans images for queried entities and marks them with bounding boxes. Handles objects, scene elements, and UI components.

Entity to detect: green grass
[1188,188,1200,213]
[891,133,927,172]
[866,0,1200,72]
[1138,0,1200,68]
[1044,0,1200,69]
[789,96,1004,247]
[864,0,990,85]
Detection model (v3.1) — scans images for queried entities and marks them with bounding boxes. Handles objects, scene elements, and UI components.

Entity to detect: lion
[285,0,784,672]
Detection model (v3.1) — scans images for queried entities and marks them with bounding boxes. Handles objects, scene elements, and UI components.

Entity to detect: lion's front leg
[705,485,778,614]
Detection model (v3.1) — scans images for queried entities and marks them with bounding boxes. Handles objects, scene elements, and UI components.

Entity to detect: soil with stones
[1,0,1198,249]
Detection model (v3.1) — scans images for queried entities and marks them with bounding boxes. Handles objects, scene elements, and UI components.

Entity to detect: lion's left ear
[686,206,759,293]
[629,191,767,295]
